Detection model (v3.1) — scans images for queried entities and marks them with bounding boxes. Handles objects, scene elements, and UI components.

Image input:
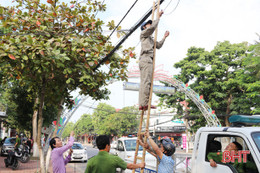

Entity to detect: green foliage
[0,1,137,169]
[74,114,94,136]
[158,41,260,130]
[73,103,139,136]
[113,106,139,135]
[92,103,116,134]
[0,0,136,142]
[0,0,136,109]
[62,122,74,139]
[0,82,57,132]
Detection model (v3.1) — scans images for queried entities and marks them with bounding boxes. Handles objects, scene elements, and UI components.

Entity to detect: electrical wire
[164,0,180,15]
[106,0,139,41]
[163,0,173,11]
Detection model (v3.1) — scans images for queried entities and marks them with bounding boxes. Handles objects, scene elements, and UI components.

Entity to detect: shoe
[139,105,157,111]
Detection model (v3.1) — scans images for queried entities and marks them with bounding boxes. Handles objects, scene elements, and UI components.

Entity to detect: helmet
[141,20,152,31]
[160,138,175,156]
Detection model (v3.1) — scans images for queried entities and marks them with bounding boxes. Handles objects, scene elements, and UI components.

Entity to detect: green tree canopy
[1,82,57,135]
[158,41,260,130]
[0,1,136,171]
[62,121,74,139]
[74,113,94,136]
[73,103,139,136]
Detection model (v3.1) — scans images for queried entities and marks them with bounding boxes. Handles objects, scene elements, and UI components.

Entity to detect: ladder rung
[136,156,143,160]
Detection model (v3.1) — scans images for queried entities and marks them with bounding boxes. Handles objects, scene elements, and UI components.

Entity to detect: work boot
[139,105,156,110]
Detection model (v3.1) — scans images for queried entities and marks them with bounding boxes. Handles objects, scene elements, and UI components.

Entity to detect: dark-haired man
[50,131,74,173]
[85,135,145,173]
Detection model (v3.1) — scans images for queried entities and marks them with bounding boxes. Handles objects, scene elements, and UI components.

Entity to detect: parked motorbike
[19,144,30,163]
[4,145,30,170]
[4,149,22,170]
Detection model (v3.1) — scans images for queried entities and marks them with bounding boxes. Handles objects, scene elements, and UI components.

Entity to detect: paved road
[67,145,99,173]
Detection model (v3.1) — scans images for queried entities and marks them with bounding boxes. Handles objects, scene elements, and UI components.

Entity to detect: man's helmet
[160,138,175,156]
[140,20,152,30]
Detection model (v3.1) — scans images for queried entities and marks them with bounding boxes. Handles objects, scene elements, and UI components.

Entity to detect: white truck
[112,116,260,173]
[191,126,260,173]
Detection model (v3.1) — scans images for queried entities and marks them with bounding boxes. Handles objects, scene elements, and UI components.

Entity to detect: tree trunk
[32,97,39,157]
[45,98,64,172]
[37,79,46,173]
[45,147,52,173]
[225,94,232,127]
[39,147,45,173]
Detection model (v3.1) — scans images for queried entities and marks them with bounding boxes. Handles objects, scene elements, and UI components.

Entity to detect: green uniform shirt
[15,137,21,148]
[85,151,127,173]
[207,152,257,173]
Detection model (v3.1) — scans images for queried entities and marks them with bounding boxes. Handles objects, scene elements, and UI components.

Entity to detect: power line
[164,0,180,15]
[106,0,139,41]
[94,0,165,71]
[163,0,173,11]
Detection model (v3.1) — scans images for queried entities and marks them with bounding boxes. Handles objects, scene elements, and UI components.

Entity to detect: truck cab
[191,126,260,173]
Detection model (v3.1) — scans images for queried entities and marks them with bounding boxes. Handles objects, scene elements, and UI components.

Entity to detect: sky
[1,0,260,122]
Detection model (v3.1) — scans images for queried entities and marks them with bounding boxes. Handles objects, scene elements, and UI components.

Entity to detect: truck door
[193,132,235,173]
[198,132,258,173]
[115,140,126,160]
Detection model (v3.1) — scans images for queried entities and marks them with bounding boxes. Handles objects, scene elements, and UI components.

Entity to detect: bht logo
[222,150,250,163]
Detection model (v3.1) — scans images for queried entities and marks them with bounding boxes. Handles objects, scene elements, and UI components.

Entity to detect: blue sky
[2,0,260,122]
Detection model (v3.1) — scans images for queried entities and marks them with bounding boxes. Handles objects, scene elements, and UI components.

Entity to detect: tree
[91,103,138,136]
[114,106,139,136]
[158,41,259,131]
[0,0,135,172]
[236,41,260,114]
[74,114,94,136]
[92,103,116,134]
[62,121,74,139]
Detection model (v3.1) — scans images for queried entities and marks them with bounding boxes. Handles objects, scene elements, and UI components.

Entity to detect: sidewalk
[0,156,74,173]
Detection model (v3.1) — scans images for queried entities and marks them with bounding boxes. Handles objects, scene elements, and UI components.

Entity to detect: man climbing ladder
[133,1,171,172]
[139,10,170,111]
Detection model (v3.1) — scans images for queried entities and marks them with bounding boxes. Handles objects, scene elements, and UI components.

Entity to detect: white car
[111,137,157,172]
[65,142,88,162]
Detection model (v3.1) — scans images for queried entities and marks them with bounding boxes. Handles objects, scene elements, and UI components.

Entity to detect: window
[124,140,143,151]
[72,143,83,149]
[118,141,124,151]
[5,138,16,144]
[205,135,258,173]
[252,132,260,153]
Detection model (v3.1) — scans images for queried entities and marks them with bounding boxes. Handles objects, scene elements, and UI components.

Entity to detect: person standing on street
[139,10,170,111]
[50,131,74,173]
[14,133,21,149]
[139,131,175,173]
[85,135,145,173]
